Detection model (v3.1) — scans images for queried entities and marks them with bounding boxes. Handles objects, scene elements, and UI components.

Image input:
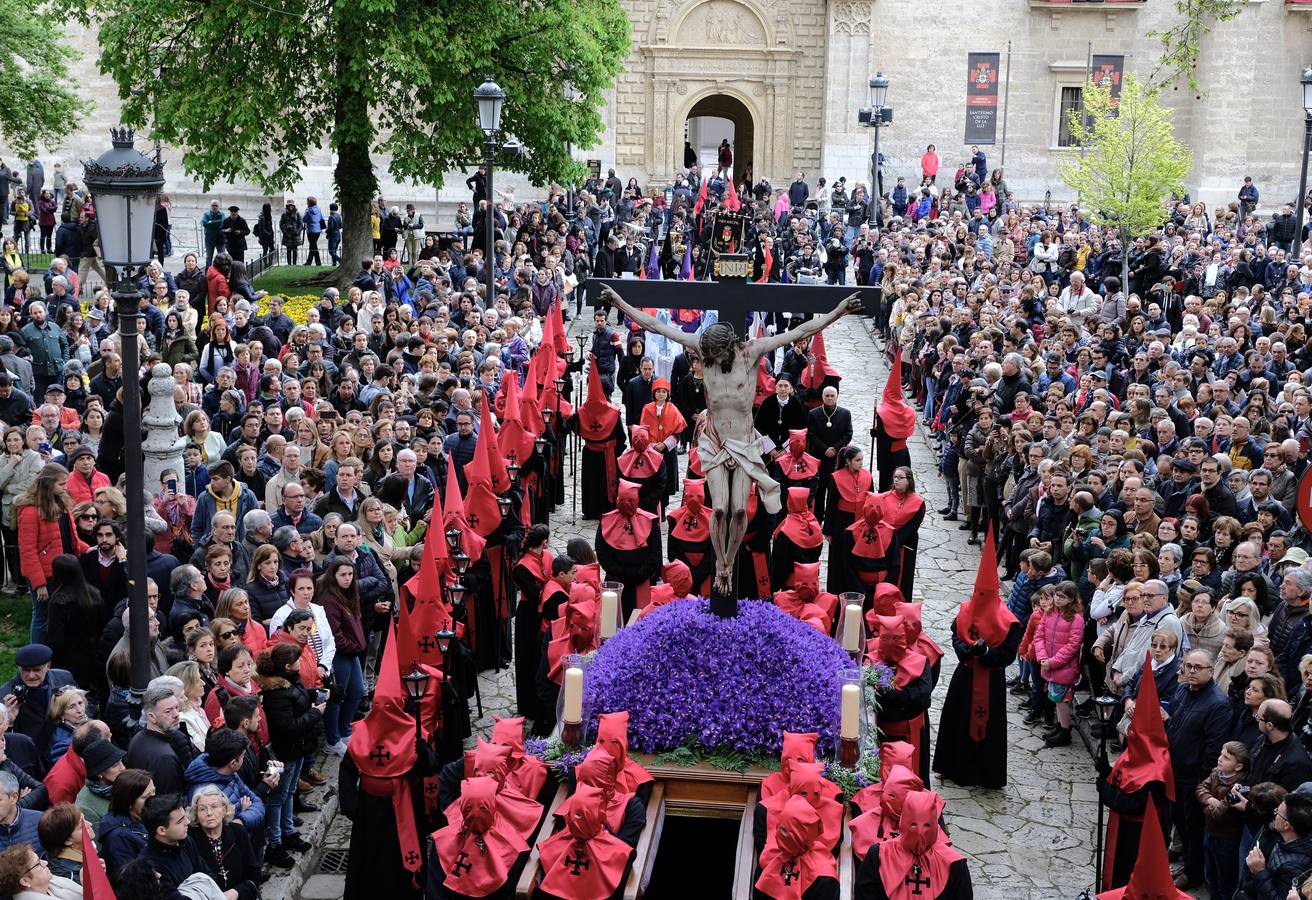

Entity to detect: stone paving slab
[296,314,1115,899]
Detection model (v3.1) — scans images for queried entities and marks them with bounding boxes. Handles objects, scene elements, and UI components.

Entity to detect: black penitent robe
[752,875,840,900]
[769,534,823,593]
[667,528,715,597]
[735,513,774,601]
[595,523,663,618]
[853,844,973,900]
[883,501,925,603]
[579,418,627,520]
[878,661,934,785]
[821,493,860,596]
[1098,778,1171,890]
[340,744,441,900]
[931,619,1023,790]
[511,567,547,720]
[874,421,912,493]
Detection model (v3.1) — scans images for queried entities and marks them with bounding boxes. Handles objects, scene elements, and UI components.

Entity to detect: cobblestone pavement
[298,312,1104,898]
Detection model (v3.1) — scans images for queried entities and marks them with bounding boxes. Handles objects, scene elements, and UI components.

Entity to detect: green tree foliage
[1059,75,1192,288]
[1148,0,1248,95]
[70,0,630,283]
[0,0,85,157]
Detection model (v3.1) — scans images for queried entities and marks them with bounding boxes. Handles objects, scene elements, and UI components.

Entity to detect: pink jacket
[1032,610,1084,685]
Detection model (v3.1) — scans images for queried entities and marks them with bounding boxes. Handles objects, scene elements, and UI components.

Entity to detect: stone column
[142,363,186,492]
[820,0,874,182]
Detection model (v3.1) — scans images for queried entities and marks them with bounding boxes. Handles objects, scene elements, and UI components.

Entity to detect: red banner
[965,52,1001,145]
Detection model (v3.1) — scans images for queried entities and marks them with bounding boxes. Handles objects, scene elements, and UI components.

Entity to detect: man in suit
[622,357,655,431]
[806,386,853,522]
[394,448,433,522]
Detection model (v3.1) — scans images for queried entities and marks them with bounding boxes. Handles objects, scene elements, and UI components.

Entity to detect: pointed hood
[1108,650,1177,800]
[579,360,621,439]
[953,530,1018,647]
[877,346,916,439]
[668,478,711,543]
[760,731,819,801]
[478,397,511,493]
[404,481,449,602]
[800,331,840,389]
[1097,797,1190,899]
[497,373,536,466]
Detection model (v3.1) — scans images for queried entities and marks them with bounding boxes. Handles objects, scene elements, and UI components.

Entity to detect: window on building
[1056,86,1083,148]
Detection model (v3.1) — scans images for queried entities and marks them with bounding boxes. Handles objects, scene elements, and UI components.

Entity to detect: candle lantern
[446,583,466,607]
[497,495,513,516]
[599,581,624,641]
[836,594,866,662]
[445,526,462,552]
[557,654,590,748]
[534,436,547,456]
[453,551,470,575]
[507,462,521,487]
[836,668,867,768]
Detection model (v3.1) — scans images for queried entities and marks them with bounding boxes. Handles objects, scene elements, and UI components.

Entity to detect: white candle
[600,590,619,639]
[840,683,860,739]
[562,667,584,722]
[841,603,862,652]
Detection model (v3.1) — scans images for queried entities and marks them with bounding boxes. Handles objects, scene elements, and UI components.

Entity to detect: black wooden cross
[418,635,436,654]
[370,744,391,767]
[585,277,877,339]
[452,851,473,876]
[780,861,799,885]
[565,850,590,875]
[906,862,930,895]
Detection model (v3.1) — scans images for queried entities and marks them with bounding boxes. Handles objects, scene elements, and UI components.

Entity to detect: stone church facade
[598,0,1312,210]
[19,1,1312,232]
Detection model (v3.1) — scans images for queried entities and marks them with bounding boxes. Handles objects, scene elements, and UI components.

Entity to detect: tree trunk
[328,39,379,291]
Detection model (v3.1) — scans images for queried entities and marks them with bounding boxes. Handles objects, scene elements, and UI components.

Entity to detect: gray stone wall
[14,3,1311,225]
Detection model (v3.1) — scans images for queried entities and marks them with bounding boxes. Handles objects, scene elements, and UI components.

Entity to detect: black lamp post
[401,665,431,742]
[1093,693,1119,892]
[81,129,164,702]
[1294,66,1312,260]
[857,73,891,225]
[474,77,506,307]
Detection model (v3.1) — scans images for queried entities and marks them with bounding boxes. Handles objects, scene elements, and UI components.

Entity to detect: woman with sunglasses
[202,643,266,749]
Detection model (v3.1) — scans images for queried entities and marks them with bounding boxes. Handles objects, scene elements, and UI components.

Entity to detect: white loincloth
[698,423,783,514]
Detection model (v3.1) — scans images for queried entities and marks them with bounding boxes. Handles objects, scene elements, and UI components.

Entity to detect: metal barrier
[247,250,278,280]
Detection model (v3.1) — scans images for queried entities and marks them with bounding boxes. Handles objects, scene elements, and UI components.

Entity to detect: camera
[11,683,28,705]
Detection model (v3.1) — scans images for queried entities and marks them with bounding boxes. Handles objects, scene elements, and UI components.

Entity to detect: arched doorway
[685,94,755,185]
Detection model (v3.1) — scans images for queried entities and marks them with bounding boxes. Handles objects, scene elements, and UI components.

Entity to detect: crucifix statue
[600,284,861,616]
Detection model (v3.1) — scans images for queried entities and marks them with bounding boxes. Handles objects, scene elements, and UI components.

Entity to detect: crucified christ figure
[600,285,862,615]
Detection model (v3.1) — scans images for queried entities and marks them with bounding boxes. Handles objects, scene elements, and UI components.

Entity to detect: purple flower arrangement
[583,598,858,756]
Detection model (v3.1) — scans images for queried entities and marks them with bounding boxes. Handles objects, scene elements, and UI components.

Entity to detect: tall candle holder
[837,668,866,769]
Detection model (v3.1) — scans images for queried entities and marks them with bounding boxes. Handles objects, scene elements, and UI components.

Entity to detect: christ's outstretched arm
[752,293,863,357]
[599,285,701,353]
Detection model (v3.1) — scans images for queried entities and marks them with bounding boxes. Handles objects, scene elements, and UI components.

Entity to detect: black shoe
[1044,728,1072,748]
[937,506,952,515]
[1010,682,1030,696]
[1023,708,1043,724]
[943,513,958,521]
[285,834,313,853]
[1018,698,1036,711]
[293,816,303,828]
[958,521,971,530]
[265,846,295,869]
[294,797,321,813]
[1042,725,1064,740]
[1044,710,1056,726]
[967,536,979,545]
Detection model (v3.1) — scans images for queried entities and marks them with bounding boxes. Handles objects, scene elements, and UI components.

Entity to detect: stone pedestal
[142,364,186,492]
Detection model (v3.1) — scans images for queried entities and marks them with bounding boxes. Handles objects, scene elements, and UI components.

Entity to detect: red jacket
[66,468,110,507]
[18,507,88,590]
[206,267,230,315]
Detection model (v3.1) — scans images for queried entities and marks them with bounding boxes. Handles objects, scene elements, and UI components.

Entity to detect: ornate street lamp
[1293,66,1312,259]
[474,78,507,307]
[81,128,164,702]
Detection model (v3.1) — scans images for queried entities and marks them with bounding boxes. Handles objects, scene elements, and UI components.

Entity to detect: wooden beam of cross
[583,277,878,338]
